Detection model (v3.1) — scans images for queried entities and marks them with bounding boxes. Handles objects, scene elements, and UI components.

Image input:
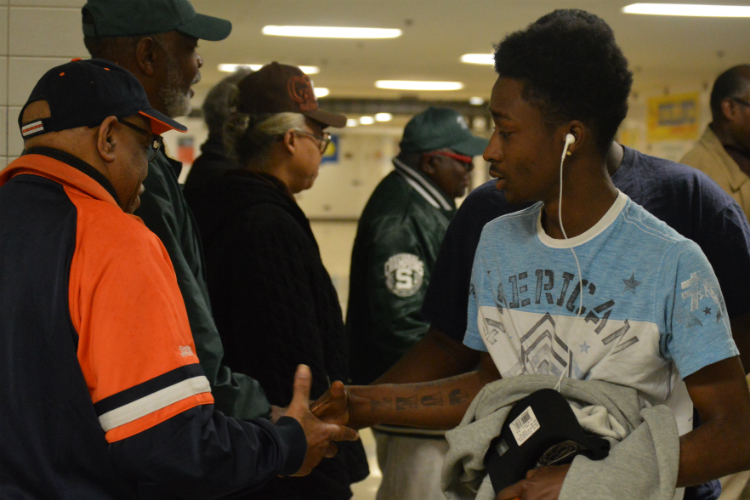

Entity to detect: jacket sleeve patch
[384,253,425,297]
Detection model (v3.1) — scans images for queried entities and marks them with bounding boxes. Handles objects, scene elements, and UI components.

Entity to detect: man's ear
[721,98,738,123]
[281,128,297,155]
[420,154,437,175]
[97,116,119,163]
[135,36,159,77]
[561,120,586,155]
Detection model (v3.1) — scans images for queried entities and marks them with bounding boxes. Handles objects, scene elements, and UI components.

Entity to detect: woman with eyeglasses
[185,63,369,500]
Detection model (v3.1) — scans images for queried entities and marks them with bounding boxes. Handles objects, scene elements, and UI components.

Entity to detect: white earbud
[561,133,575,162]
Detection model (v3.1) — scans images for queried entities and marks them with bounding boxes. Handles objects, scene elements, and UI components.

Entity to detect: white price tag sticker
[510,407,540,446]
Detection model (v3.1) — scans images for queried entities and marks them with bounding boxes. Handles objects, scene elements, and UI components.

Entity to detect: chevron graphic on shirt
[519,313,569,377]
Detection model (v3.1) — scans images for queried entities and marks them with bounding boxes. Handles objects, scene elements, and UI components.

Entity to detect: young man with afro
[314,9,750,500]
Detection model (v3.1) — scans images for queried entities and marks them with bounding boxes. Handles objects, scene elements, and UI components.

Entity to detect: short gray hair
[225,111,307,168]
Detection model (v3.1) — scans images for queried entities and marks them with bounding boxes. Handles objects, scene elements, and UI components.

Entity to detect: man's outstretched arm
[314,352,499,430]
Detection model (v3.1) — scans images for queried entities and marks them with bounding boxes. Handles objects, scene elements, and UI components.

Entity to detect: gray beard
[160,54,193,118]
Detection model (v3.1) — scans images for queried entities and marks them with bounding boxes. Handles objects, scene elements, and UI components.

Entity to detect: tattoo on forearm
[370,389,469,413]
[396,396,418,410]
[370,397,393,412]
[420,393,444,406]
[449,389,469,406]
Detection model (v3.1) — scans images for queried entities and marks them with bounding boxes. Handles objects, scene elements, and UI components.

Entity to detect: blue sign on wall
[321,135,340,164]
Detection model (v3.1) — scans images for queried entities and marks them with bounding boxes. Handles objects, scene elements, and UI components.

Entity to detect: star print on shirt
[579,342,590,354]
[703,307,712,316]
[622,273,641,294]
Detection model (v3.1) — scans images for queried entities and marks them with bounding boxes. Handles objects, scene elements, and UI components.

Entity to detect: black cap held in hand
[19,58,187,139]
[485,388,610,493]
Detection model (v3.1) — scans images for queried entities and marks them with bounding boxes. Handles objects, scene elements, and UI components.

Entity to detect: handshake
[279,365,359,477]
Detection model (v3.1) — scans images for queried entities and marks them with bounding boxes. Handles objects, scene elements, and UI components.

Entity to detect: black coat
[186,171,369,500]
[183,137,238,192]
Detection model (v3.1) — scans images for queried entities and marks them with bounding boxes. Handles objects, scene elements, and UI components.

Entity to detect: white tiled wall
[0,0,85,170]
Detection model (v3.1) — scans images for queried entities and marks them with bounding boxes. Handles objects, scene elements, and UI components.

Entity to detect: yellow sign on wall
[647,92,701,141]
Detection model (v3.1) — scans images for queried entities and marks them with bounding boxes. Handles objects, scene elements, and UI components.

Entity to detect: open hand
[285,365,360,477]
[495,464,571,500]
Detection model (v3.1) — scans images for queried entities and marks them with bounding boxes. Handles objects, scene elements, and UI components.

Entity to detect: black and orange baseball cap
[18,58,187,139]
[237,62,347,128]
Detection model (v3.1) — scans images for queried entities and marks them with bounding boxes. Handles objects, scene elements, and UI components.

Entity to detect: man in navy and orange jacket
[0,58,357,499]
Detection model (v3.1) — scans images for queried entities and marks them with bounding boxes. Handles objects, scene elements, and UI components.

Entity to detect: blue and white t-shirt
[465,191,738,415]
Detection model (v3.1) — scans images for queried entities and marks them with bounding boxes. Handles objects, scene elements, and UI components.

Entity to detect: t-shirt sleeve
[660,240,739,377]
[463,230,490,353]
[69,216,213,443]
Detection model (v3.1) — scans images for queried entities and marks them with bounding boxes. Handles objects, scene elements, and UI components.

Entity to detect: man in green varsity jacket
[345,107,487,500]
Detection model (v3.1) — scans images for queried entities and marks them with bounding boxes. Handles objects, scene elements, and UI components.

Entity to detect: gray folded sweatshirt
[441,375,680,500]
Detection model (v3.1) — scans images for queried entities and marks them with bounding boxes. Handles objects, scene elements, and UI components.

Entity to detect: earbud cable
[554,139,584,392]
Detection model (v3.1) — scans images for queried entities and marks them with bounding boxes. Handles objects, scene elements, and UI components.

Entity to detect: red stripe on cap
[138,111,187,135]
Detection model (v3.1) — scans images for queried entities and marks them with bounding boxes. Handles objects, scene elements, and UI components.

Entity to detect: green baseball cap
[82,0,232,41]
[399,107,488,157]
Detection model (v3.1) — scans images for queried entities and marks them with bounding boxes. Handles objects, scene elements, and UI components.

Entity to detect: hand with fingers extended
[309,380,350,426]
[495,464,571,500]
[285,365,360,477]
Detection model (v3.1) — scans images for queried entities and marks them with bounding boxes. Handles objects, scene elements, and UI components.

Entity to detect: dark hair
[710,65,750,121]
[493,9,632,154]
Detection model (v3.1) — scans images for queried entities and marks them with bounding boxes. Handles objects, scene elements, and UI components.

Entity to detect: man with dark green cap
[82,0,272,421]
[345,106,487,500]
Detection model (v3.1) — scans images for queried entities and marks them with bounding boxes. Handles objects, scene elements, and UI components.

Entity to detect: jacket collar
[392,157,455,212]
[701,126,750,191]
[0,147,120,208]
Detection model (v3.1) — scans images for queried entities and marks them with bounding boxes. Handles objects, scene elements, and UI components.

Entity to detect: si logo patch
[384,253,424,297]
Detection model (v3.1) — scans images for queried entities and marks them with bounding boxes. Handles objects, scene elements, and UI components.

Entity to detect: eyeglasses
[731,97,750,109]
[423,150,474,169]
[292,129,332,154]
[120,119,164,161]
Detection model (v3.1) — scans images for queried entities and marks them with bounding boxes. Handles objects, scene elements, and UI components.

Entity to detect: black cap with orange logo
[236,62,347,129]
[18,58,187,139]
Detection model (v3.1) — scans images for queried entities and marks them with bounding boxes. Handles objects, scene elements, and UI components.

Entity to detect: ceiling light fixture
[623,3,750,17]
[375,113,393,122]
[469,97,485,106]
[359,116,376,125]
[218,64,320,74]
[346,119,359,127]
[314,88,329,98]
[375,81,464,91]
[460,53,494,65]
[262,26,402,39]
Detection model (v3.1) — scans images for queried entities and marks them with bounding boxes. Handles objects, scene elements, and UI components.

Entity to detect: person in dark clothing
[82,0,273,422]
[184,68,252,192]
[187,62,369,500]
